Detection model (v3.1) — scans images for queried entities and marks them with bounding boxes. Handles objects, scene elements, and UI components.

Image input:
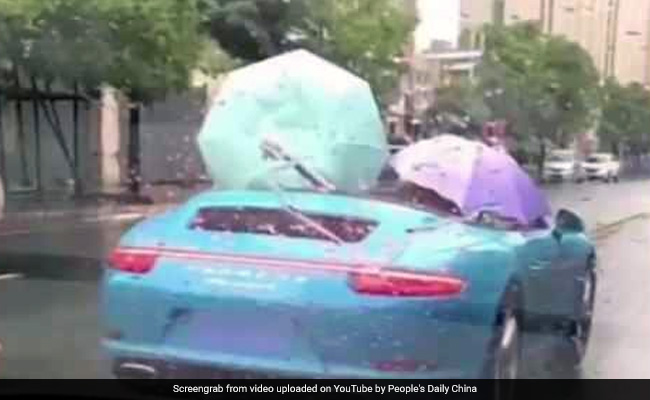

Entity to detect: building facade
[613,0,650,85]
[460,0,502,49]
[386,48,483,138]
[460,0,650,85]
[0,84,211,200]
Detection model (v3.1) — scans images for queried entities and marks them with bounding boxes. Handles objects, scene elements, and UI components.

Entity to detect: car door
[556,229,592,316]
[520,228,575,321]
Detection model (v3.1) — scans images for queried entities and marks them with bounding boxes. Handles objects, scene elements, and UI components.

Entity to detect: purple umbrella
[392,135,551,225]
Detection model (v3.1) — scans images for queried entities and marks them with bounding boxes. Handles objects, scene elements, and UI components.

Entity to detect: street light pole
[404,64,415,138]
[394,43,418,141]
[645,3,650,86]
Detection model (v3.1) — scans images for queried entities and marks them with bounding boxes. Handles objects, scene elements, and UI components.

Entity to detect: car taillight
[349,271,466,298]
[108,249,158,274]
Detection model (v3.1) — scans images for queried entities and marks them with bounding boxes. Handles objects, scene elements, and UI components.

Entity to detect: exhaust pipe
[114,362,159,379]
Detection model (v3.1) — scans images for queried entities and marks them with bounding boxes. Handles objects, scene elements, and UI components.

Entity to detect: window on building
[459,28,473,49]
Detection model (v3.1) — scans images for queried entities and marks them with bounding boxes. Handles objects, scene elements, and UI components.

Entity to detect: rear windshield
[189,207,378,243]
[548,155,573,162]
[587,155,611,163]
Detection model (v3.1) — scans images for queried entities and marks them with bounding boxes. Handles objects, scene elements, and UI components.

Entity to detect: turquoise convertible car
[102,50,595,380]
[102,162,596,380]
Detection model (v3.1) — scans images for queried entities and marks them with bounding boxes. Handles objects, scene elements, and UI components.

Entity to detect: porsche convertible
[102,156,596,380]
[102,51,595,380]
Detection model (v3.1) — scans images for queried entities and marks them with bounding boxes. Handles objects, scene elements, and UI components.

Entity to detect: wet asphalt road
[0,179,649,379]
[0,219,124,379]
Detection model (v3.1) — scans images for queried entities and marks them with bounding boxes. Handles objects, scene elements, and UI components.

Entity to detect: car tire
[481,286,522,400]
[483,285,523,379]
[560,259,597,367]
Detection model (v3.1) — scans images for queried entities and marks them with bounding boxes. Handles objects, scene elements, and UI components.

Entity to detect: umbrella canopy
[197,50,389,192]
[392,135,552,225]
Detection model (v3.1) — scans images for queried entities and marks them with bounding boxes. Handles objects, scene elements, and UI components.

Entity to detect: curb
[590,213,650,243]
[0,204,177,235]
[2,203,175,221]
[0,212,150,237]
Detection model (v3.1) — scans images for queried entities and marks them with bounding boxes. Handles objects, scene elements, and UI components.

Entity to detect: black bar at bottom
[0,380,647,400]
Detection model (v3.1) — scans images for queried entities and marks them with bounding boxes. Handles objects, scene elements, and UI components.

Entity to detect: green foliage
[203,0,415,102]
[599,79,650,154]
[0,0,230,101]
[480,23,600,146]
[431,22,600,162]
[434,79,491,132]
[310,0,416,102]
[201,0,295,60]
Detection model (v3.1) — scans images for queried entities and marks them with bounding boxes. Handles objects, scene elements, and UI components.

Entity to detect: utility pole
[645,1,650,86]
[394,39,418,142]
[400,0,418,141]
[605,0,620,79]
[404,53,416,139]
[127,104,141,198]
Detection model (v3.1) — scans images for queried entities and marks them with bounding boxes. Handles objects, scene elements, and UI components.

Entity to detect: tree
[0,0,221,100]
[304,0,416,102]
[203,0,416,103]
[433,79,492,136]
[479,23,600,174]
[599,79,650,157]
[0,0,232,196]
[201,0,296,60]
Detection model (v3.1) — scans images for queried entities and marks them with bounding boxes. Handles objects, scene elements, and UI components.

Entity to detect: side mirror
[554,209,585,238]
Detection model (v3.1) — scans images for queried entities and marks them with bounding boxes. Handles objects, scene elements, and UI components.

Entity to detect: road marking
[0,273,24,281]
[82,213,144,223]
[0,229,34,237]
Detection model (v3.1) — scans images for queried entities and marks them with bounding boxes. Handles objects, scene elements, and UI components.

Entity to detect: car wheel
[573,265,597,362]
[495,309,520,380]
[613,175,620,183]
[560,262,597,367]
[483,286,522,381]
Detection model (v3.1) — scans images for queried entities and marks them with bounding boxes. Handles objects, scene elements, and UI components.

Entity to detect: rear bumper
[543,170,574,180]
[102,263,503,380]
[104,340,481,379]
[585,170,611,179]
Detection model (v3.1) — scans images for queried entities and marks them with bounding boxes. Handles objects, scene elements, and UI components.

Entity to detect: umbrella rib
[461,145,483,214]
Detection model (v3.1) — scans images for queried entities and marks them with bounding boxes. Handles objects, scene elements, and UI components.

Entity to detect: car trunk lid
[111,192,469,373]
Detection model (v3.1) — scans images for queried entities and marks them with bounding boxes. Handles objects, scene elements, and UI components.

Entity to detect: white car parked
[582,153,620,182]
[543,150,583,182]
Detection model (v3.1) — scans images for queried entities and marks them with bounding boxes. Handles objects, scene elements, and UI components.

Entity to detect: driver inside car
[397,181,463,217]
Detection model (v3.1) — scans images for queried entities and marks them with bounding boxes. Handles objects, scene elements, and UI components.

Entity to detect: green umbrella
[197,50,389,192]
